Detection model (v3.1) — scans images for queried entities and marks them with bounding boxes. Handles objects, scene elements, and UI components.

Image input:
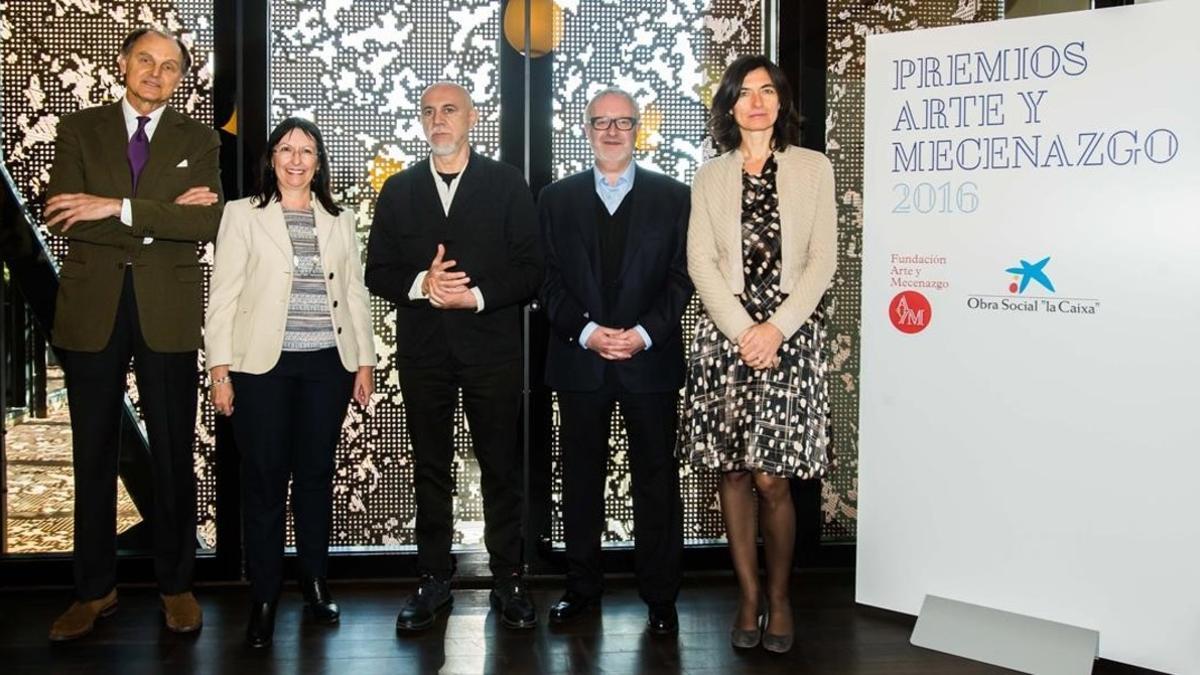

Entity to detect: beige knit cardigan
[686,145,838,341]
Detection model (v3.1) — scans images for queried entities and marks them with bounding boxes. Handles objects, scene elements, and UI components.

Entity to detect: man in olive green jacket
[42,27,222,641]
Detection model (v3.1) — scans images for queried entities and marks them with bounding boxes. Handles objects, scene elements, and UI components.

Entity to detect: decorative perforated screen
[0,0,218,552]
[268,0,503,550]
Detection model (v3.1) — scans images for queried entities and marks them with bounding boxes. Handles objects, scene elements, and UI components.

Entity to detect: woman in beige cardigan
[680,56,837,654]
[204,118,375,648]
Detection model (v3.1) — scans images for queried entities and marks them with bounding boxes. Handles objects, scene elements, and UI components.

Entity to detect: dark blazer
[364,152,542,365]
[47,102,223,352]
[539,166,693,393]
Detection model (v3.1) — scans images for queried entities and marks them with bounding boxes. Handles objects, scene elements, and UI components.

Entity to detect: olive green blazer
[47,101,223,352]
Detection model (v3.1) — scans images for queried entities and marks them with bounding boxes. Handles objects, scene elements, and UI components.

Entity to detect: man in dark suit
[538,88,693,633]
[365,82,542,632]
[42,28,222,640]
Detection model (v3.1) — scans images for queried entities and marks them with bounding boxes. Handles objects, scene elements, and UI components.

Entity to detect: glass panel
[268,0,502,551]
[0,1,217,554]
[824,0,1004,540]
[547,0,765,546]
[1005,0,1091,18]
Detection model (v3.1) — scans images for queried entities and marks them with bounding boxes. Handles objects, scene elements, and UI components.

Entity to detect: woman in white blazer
[679,56,837,654]
[205,118,376,648]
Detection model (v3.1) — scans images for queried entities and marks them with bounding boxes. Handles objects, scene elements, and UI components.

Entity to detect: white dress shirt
[407,155,485,313]
[119,97,167,244]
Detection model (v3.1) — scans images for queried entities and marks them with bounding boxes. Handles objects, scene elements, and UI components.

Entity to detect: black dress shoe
[548,591,600,624]
[395,574,453,633]
[489,574,537,630]
[300,577,340,624]
[647,604,678,635]
[246,600,277,648]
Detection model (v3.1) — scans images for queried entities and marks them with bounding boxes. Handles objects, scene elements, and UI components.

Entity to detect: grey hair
[583,87,640,124]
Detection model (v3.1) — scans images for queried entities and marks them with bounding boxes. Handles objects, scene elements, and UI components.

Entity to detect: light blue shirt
[593,161,636,215]
[579,161,652,352]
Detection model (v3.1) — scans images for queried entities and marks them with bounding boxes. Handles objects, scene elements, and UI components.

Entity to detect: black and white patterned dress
[680,156,833,478]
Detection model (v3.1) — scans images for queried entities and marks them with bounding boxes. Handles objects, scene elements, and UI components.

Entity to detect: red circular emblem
[889,291,932,334]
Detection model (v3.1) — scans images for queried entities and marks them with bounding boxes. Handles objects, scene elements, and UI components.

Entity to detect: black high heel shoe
[301,577,340,624]
[246,599,277,648]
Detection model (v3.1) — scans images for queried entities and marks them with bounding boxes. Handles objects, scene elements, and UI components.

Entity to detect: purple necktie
[127,115,150,194]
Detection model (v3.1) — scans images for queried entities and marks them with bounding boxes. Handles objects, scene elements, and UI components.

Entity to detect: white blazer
[687,145,837,340]
[205,196,377,374]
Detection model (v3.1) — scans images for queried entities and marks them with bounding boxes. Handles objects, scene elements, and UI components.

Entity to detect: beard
[428,141,458,156]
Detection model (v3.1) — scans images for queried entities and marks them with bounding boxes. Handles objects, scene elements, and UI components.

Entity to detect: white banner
[858,3,1200,673]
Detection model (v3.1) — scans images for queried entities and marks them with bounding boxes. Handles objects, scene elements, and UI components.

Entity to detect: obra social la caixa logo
[889,291,931,334]
[965,255,1100,315]
[1005,256,1055,294]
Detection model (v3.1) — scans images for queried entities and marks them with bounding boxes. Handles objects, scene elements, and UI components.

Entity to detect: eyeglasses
[274,144,318,160]
[588,116,638,131]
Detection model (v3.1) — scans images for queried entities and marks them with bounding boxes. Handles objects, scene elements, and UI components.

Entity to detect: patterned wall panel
[548,0,764,545]
[268,0,502,550]
[823,0,1002,538]
[0,1,218,552]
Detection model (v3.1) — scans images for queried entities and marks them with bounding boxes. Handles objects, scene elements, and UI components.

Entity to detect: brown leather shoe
[161,591,203,633]
[48,589,118,641]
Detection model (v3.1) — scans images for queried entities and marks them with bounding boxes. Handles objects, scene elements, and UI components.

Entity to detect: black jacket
[539,166,693,393]
[365,152,542,365]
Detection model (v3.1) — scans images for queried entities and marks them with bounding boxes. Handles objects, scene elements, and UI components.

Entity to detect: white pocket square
[175,159,189,168]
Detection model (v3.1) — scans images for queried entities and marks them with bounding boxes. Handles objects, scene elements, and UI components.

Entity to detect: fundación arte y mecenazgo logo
[965,255,1100,315]
[889,290,931,334]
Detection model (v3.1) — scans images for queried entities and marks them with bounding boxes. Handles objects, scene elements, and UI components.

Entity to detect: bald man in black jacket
[365,82,542,633]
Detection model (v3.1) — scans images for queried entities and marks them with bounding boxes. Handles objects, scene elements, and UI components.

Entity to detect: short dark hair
[253,118,343,217]
[120,28,192,74]
[708,55,801,154]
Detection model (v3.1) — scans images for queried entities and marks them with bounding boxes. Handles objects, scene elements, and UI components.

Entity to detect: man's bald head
[420,82,474,111]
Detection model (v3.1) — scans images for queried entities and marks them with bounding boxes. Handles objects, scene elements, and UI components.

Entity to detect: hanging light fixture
[503,0,564,58]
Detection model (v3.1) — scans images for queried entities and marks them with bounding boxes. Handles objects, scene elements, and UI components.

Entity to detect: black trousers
[397,356,523,579]
[231,348,354,602]
[556,373,683,606]
[61,269,198,600]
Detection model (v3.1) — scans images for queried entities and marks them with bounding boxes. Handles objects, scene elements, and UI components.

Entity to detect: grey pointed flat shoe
[731,625,762,649]
[730,610,764,649]
[762,630,794,654]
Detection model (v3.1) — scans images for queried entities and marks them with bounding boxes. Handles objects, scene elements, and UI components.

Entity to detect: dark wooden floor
[0,570,1160,674]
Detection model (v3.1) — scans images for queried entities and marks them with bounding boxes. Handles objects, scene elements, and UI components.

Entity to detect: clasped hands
[584,326,646,361]
[422,243,477,310]
[737,322,784,370]
[44,186,219,231]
